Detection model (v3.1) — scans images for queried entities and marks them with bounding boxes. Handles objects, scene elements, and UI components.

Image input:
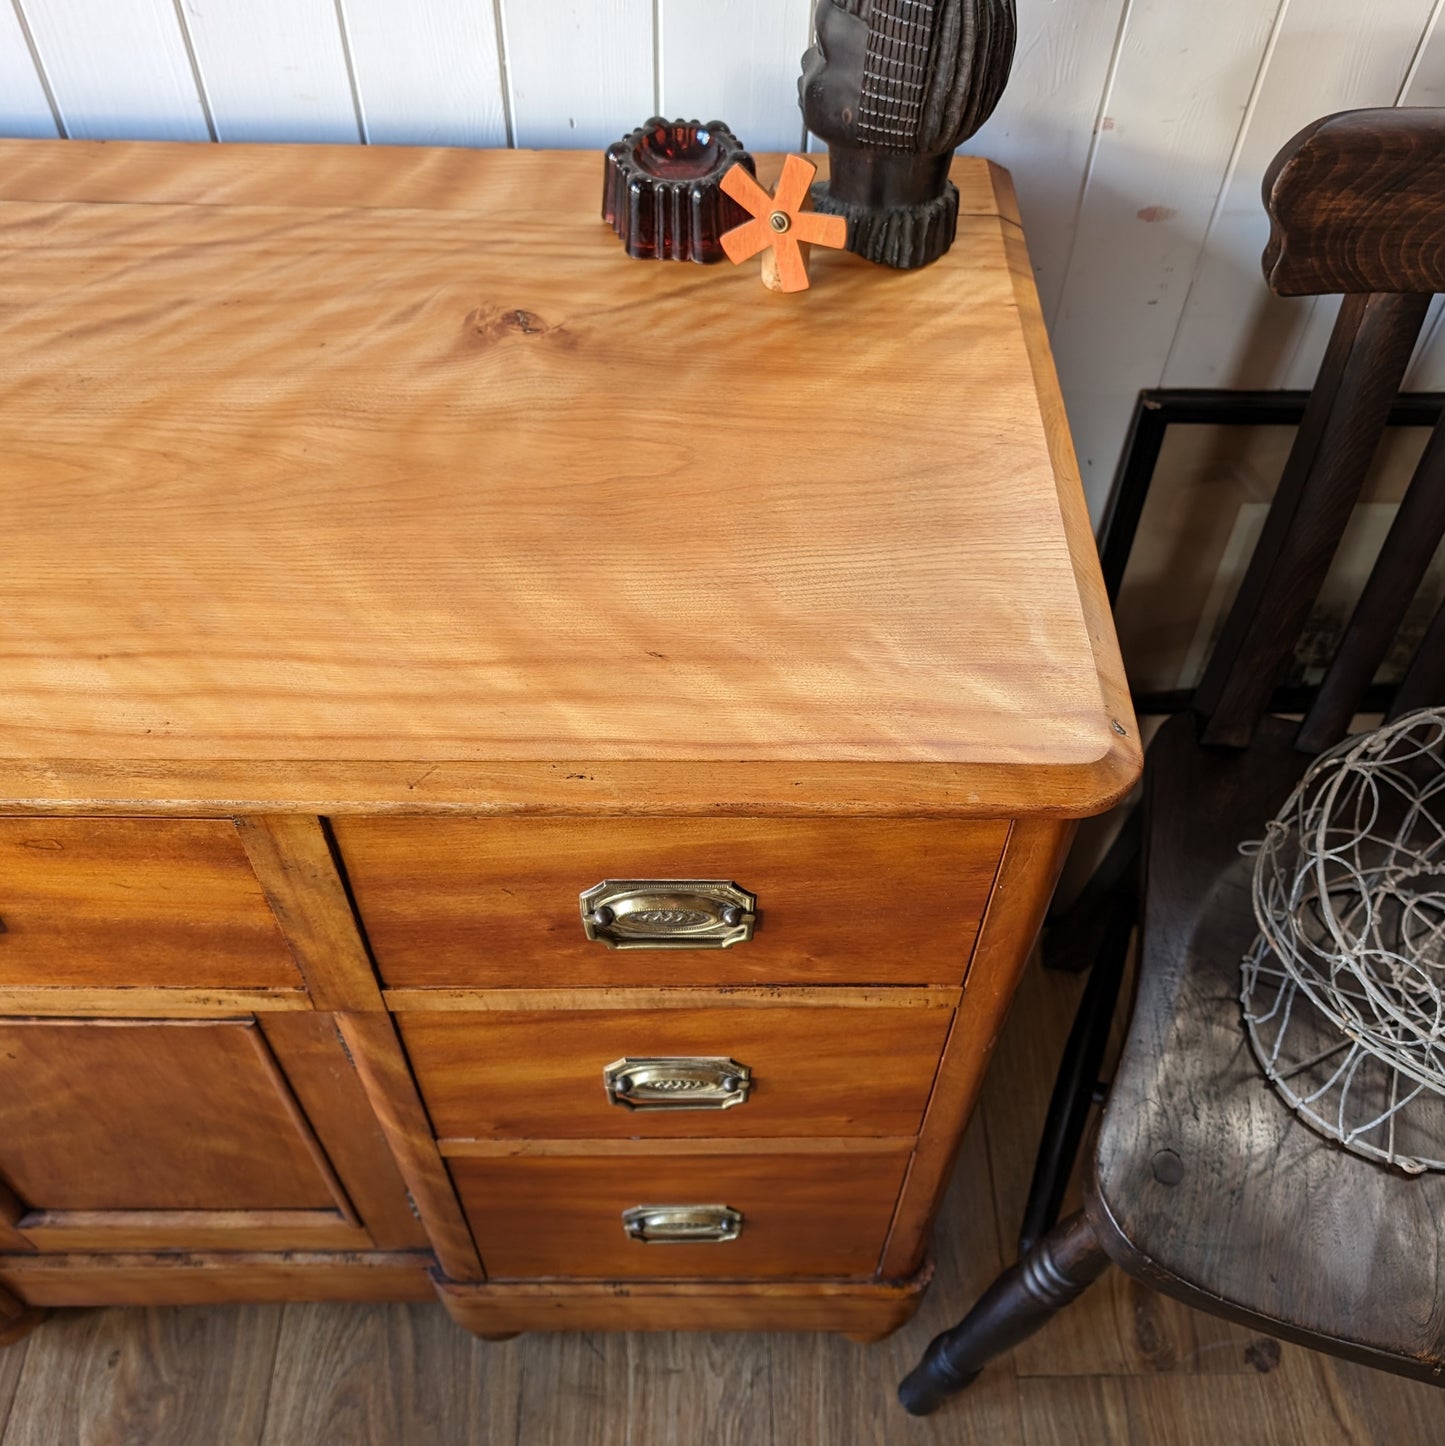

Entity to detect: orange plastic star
[719,156,848,293]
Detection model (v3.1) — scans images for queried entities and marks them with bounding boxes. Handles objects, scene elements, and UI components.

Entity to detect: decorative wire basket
[1241,708,1445,1174]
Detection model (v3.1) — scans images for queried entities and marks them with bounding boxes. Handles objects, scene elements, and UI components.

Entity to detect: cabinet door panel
[0,1018,371,1252]
[0,818,302,989]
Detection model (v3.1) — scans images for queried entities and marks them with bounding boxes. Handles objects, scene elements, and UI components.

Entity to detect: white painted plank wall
[957,0,1128,328]
[500,0,653,149]
[1044,0,1286,498]
[0,3,57,136]
[660,0,812,152]
[6,0,1445,517]
[1161,0,1441,393]
[1397,4,1445,391]
[18,0,209,140]
[181,0,360,143]
[344,0,508,147]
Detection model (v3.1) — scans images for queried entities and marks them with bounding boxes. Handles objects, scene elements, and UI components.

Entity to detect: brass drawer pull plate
[604,1056,752,1111]
[580,880,756,950]
[622,1204,742,1244]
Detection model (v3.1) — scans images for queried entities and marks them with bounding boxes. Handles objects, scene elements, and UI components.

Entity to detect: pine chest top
[0,141,1136,817]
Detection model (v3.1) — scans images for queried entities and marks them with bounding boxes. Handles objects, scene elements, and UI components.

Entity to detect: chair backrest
[1191,108,1445,752]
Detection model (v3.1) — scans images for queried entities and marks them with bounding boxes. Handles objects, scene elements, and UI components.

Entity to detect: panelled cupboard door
[0,1017,401,1253]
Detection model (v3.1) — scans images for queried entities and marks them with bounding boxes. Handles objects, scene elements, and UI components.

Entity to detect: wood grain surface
[257,1012,429,1252]
[235,816,386,1011]
[14,1214,366,1256]
[882,817,1075,1277]
[395,997,954,1140]
[438,1136,918,1159]
[258,1299,519,1446]
[0,1253,435,1307]
[0,987,310,1016]
[334,815,1005,988]
[1265,107,1445,296]
[993,174,1140,813]
[11,0,1445,517]
[434,1273,929,1338]
[0,1304,281,1446]
[0,1021,337,1216]
[448,1147,912,1280]
[0,817,301,989]
[382,984,955,1012]
[335,1013,486,1282]
[0,142,1130,817]
[0,754,1138,820]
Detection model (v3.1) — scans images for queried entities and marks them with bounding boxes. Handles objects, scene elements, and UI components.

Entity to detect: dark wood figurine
[800,0,1016,270]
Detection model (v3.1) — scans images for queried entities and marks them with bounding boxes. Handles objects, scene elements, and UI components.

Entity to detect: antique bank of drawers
[0,140,1138,1341]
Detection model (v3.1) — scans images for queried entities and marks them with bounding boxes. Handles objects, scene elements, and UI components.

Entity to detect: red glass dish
[602,118,755,264]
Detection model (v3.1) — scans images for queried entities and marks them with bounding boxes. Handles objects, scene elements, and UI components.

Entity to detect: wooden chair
[899,107,1445,1415]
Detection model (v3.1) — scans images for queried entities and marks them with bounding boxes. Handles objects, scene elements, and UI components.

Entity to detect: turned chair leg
[897,1212,1110,1417]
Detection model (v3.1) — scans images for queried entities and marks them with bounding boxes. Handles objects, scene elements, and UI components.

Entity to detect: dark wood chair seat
[1091,713,1445,1382]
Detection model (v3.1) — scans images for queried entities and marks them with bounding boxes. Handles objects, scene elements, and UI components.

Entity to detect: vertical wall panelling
[20,0,209,140]
[658,0,812,153]
[1044,0,1286,516]
[342,0,509,148]
[1398,3,1445,391]
[960,0,1131,330]
[499,0,654,150]
[0,3,59,136]
[181,0,361,143]
[1159,0,1440,397]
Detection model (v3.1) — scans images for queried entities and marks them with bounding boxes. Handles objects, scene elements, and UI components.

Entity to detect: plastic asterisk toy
[718,156,848,293]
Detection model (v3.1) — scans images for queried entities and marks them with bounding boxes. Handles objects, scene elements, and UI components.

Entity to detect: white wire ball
[1244,707,1445,1172]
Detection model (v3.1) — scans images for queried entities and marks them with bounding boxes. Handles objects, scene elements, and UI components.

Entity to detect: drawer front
[0,818,301,989]
[450,1148,912,1279]
[397,1000,954,1140]
[334,817,1006,987]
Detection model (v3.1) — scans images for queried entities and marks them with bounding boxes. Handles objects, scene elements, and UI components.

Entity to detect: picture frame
[1099,389,1445,715]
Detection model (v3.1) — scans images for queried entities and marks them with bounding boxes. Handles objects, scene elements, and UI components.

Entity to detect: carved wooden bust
[800,0,1016,270]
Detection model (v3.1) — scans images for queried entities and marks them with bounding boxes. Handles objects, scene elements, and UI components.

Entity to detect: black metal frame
[1099,389,1445,715]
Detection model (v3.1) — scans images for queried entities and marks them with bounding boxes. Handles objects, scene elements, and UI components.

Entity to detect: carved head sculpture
[800,0,1016,269]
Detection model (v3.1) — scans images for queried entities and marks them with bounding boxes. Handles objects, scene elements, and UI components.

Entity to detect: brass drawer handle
[604,1056,752,1111]
[579,880,756,950]
[622,1204,742,1244]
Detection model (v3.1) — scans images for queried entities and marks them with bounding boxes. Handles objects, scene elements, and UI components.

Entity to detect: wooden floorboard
[0,954,1440,1443]
[258,1301,515,1446]
[516,1331,630,1446]
[628,1331,773,1446]
[1,1305,280,1446]
[0,1338,28,1445]
[767,1122,1024,1446]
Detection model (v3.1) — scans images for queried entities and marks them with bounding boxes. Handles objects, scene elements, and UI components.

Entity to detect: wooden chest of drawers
[0,139,1137,1341]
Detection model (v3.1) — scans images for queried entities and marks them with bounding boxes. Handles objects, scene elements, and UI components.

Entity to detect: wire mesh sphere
[1241,707,1445,1174]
